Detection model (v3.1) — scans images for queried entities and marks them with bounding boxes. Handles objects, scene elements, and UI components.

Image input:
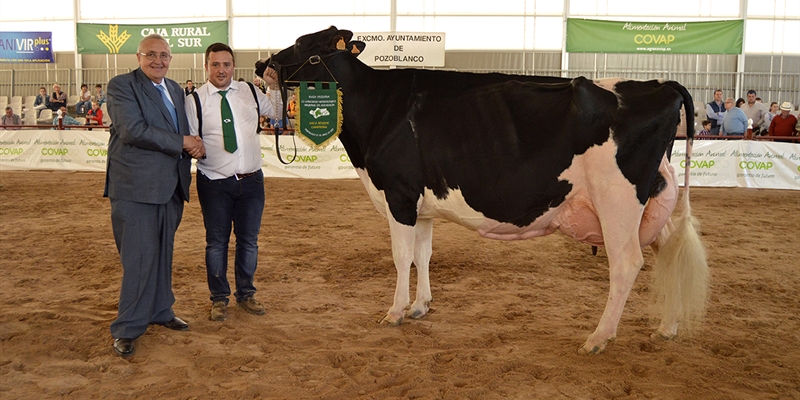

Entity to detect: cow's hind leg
[381,217,416,326]
[409,218,433,319]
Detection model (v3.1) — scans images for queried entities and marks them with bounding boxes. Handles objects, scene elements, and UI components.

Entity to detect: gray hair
[138,34,170,53]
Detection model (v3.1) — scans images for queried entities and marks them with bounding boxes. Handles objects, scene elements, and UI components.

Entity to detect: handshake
[183,135,205,159]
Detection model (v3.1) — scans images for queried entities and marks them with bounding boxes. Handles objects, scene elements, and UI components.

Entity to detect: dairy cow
[259,26,708,354]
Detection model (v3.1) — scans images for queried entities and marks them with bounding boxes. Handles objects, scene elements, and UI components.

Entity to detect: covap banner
[567,19,743,54]
[77,21,228,54]
[0,32,54,63]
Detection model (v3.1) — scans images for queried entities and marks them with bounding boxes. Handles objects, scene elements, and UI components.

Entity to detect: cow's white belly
[354,137,675,247]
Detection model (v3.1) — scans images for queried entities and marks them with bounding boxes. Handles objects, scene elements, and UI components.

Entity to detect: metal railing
[2,68,798,112]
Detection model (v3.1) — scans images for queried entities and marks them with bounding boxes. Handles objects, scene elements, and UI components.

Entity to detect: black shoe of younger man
[113,338,135,357]
[159,317,189,331]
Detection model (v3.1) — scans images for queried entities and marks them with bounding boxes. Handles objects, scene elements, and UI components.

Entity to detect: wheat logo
[96,25,132,54]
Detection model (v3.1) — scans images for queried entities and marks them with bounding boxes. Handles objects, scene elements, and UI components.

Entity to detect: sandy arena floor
[0,171,798,399]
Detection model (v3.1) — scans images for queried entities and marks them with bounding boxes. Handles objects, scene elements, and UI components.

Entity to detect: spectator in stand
[735,98,745,108]
[721,97,748,137]
[50,84,67,112]
[85,101,103,129]
[705,89,725,135]
[75,84,93,115]
[184,80,195,96]
[253,77,267,94]
[697,120,712,139]
[768,102,798,142]
[764,102,779,132]
[1,106,21,130]
[95,84,106,105]
[52,106,82,128]
[33,87,51,117]
[741,90,769,135]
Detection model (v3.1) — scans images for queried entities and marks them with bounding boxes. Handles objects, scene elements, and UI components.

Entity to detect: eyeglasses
[139,52,172,61]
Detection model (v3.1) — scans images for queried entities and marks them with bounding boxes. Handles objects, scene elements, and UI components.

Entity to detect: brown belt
[233,171,259,180]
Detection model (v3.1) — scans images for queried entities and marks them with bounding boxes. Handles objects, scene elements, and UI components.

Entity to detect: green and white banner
[77,21,228,54]
[567,19,743,54]
[294,82,343,149]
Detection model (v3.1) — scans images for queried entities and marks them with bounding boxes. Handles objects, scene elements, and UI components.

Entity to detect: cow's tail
[652,137,709,336]
[665,80,695,141]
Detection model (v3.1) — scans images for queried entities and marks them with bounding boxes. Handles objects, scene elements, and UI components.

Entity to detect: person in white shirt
[185,42,282,322]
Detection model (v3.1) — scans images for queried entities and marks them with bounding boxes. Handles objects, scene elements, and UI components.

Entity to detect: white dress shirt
[185,81,281,180]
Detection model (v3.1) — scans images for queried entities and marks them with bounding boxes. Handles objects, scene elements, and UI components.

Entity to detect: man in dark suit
[105,34,205,357]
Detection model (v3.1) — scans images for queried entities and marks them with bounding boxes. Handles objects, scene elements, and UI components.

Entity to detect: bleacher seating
[66,95,80,113]
[37,109,53,124]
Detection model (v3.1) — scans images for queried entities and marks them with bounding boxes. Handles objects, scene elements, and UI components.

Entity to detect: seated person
[75,84,92,115]
[697,120,712,139]
[50,84,67,111]
[1,106,22,130]
[85,101,103,127]
[33,87,51,117]
[52,106,82,129]
[94,84,106,105]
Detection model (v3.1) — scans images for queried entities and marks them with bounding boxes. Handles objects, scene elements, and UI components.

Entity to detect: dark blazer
[104,68,192,204]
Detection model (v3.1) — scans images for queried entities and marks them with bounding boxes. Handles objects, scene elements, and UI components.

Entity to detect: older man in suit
[105,34,205,357]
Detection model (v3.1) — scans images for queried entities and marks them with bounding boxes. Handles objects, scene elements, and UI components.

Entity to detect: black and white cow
[259,26,708,354]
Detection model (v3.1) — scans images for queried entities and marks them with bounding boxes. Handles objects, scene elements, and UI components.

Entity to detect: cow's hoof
[650,331,674,341]
[577,336,615,355]
[380,313,404,326]
[407,301,430,319]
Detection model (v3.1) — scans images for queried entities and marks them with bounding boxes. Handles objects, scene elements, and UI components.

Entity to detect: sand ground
[0,171,798,399]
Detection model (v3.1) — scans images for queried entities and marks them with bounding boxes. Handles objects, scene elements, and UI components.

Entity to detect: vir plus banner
[76,21,228,54]
[671,140,800,190]
[0,32,54,63]
[567,19,743,54]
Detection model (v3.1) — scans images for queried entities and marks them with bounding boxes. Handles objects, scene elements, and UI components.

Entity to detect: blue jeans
[196,169,265,304]
[75,100,91,114]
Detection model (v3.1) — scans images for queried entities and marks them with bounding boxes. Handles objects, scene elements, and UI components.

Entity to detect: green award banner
[295,82,343,149]
[567,19,743,54]
[77,21,228,54]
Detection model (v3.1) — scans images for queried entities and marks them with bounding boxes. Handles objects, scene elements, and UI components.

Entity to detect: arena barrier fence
[1,130,798,190]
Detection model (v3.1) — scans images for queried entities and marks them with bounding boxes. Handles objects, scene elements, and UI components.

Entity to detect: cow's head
[255,26,365,86]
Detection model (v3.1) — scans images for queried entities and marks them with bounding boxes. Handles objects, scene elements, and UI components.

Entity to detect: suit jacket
[104,68,192,204]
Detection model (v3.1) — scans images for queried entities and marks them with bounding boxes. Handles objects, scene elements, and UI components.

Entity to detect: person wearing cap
[768,102,798,141]
[740,90,769,135]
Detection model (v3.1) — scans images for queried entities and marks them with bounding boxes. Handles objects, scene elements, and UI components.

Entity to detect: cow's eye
[295,40,302,48]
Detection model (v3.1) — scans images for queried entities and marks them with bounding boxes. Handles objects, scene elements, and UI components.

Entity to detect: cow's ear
[348,41,366,57]
[328,29,354,51]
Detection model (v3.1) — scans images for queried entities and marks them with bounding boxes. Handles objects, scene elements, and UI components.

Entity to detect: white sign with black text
[353,32,445,67]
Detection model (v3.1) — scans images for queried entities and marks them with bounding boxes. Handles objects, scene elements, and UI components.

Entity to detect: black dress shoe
[113,338,135,357]
[160,317,189,331]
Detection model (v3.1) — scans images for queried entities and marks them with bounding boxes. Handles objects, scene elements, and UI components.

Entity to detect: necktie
[156,84,179,131]
[219,90,237,153]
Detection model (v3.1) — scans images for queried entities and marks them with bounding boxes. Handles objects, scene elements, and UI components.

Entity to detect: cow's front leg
[409,218,433,319]
[381,217,416,326]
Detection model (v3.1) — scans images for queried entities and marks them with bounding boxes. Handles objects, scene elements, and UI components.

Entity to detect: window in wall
[0,0,72,20]
[232,16,390,50]
[397,0,563,15]
[397,16,526,50]
[232,0,390,16]
[569,0,740,18]
[79,0,225,20]
[746,19,800,55]
[747,0,800,18]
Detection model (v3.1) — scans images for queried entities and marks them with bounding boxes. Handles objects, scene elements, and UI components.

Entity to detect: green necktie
[219,90,237,153]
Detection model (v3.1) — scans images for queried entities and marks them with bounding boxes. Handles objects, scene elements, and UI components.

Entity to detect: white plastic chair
[37,109,53,124]
[101,103,111,125]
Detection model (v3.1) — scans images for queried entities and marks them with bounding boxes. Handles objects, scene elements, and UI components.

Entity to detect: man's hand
[183,135,206,159]
[262,67,279,90]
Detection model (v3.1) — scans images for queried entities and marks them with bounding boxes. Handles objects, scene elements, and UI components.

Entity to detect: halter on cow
[259,26,708,354]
